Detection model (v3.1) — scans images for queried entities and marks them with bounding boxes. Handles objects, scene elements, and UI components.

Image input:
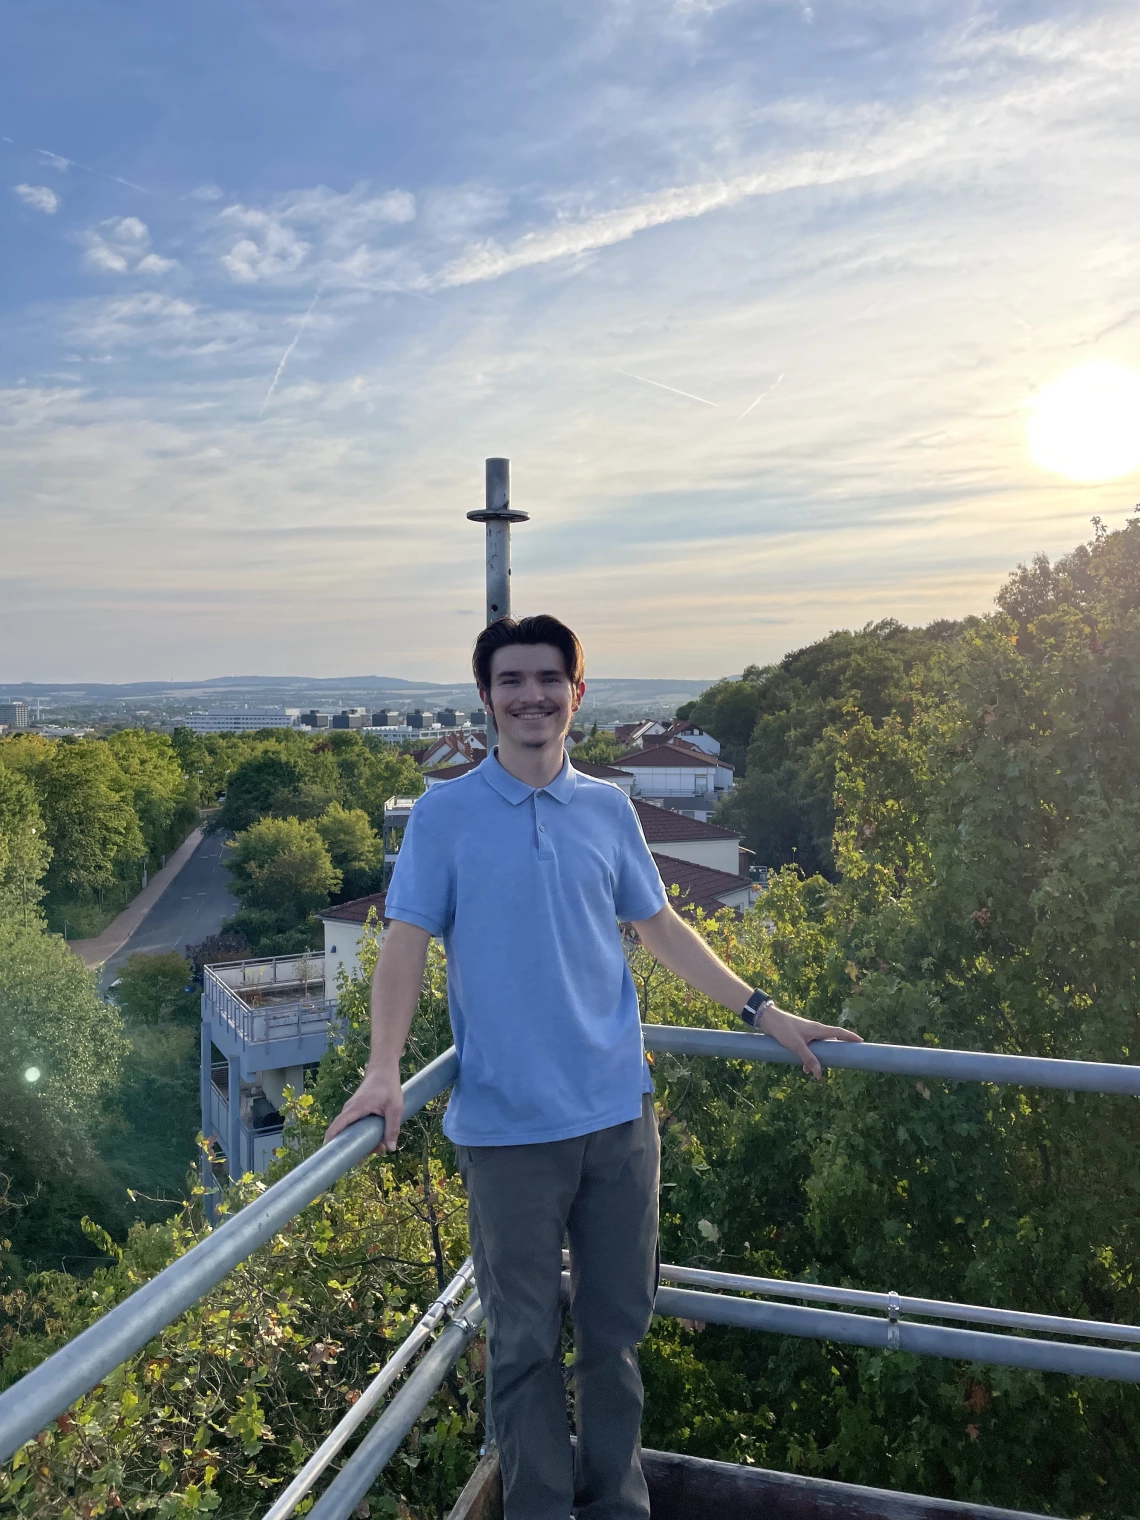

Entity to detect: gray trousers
[456,1094,659,1520]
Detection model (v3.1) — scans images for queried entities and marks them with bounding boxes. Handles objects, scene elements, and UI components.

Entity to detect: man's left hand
[754,1003,862,1080]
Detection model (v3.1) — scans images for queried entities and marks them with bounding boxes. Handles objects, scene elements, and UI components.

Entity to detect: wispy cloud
[13,183,60,214]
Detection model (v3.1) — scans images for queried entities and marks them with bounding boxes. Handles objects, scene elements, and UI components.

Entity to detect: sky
[3,0,1140,683]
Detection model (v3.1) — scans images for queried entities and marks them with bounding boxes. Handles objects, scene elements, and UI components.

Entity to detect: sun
[1026,361,1140,483]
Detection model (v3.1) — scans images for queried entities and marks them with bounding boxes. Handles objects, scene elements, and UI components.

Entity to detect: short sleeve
[613,797,668,924]
[384,798,455,938]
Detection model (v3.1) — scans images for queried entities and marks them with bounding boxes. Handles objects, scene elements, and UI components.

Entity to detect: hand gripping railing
[0,1047,460,1466]
[3,1029,1140,1471]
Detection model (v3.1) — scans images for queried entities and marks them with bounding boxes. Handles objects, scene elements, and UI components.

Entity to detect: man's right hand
[323,1066,405,1153]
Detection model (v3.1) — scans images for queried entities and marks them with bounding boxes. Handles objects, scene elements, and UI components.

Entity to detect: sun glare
[1027,361,1140,483]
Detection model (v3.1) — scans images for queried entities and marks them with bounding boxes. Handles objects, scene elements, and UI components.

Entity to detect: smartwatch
[741,988,774,1028]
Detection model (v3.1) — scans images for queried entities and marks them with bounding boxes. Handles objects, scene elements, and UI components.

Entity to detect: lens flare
[1027,362,1140,483]
[23,1066,41,1083]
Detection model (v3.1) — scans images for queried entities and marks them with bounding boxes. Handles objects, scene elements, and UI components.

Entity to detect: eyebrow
[492,667,568,679]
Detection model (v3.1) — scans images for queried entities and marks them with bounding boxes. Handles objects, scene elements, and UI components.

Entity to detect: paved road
[100,831,239,989]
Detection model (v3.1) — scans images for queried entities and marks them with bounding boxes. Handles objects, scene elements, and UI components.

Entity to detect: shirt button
[539,825,546,832]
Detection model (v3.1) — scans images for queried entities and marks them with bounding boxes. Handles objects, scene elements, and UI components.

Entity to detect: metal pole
[649,1284,1140,1383]
[468,457,529,752]
[641,1024,1140,1095]
[305,1291,485,1520]
[261,1259,476,1520]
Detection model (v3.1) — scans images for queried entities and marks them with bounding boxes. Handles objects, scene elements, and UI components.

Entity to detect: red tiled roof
[632,798,739,842]
[614,741,730,770]
[425,760,481,781]
[652,853,752,915]
[571,759,635,780]
[321,891,388,924]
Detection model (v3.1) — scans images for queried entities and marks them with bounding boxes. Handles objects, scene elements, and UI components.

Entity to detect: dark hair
[472,614,585,693]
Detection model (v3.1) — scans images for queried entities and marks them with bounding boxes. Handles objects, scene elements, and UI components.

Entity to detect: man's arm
[631,904,861,1079]
[323,919,432,1151]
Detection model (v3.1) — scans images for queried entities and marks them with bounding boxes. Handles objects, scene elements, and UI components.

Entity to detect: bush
[113,952,198,1024]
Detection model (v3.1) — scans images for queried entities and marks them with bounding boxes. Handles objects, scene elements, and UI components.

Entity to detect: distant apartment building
[405,709,435,729]
[300,710,331,729]
[470,709,486,725]
[371,710,396,727]
[331,709,369,729]
[0,701,29,730]
[185,710,296,734]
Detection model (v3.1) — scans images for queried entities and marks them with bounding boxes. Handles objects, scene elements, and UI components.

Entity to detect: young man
[326,614,860,1520]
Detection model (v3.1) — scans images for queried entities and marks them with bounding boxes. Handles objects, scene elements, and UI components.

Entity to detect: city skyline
[4,1,1140,681]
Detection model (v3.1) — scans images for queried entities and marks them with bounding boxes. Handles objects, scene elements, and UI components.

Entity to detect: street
[100,831,238,988]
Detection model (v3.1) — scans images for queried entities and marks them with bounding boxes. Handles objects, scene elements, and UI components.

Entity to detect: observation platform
[200,952,341,1182]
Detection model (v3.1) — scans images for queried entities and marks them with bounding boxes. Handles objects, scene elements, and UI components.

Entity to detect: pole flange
[466,508,530,523]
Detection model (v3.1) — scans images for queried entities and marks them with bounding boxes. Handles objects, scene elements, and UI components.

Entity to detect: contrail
[259,288,322,419]
[616,368,718,408]
[738,372,784,421]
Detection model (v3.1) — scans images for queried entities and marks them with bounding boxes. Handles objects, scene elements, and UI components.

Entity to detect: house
[418,730,488,770]
[632,799,742,874]
[320,891,389,987]
[651,854,754,916]
[656,719,720,756]
[613,741,734,821]
[614,719,667,748]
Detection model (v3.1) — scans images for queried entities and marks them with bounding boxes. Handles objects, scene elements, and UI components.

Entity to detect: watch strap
[741,988,774,1027]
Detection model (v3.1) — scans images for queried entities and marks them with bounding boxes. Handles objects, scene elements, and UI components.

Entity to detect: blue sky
[3,1,1140,681]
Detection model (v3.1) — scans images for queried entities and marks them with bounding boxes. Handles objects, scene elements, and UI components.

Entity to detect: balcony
[202,952,342,1076]
[209,1062,286,1176]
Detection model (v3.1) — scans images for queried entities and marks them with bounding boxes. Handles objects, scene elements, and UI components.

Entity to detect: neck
[495,736,566,790]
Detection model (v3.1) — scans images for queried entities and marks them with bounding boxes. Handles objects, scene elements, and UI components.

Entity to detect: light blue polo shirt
[384,750,668,1146]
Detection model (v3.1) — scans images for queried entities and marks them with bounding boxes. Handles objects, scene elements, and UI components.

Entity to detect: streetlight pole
[467,458,529,749]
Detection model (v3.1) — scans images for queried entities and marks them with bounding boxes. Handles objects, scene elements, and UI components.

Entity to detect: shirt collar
[480,748,579,806]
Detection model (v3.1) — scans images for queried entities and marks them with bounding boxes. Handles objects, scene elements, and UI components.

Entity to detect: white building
[613,741,734,821]
[185,711,297,734]
[319,891,389,987]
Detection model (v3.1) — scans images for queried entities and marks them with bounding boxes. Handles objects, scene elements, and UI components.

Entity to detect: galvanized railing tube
[261,1257,476,1520]
[305,1290,486,1520]
[655,1262,1140,1344]
[649,1284,1140,1383]
[643,1025,1140,1095]
[0,1047,460,1466]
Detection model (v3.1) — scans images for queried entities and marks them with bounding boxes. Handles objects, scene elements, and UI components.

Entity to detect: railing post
[227,1054,243,1181]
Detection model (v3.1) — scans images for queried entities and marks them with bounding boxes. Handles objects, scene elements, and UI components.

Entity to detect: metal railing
[203,961,340,1048]
[2,1026,1139,1505]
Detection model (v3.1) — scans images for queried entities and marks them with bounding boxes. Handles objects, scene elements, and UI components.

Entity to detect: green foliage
[572,727,624,765]
[0,918,130,1266]
[225,817,341,918]
[22,740,145,902]
[114,953,199,1025]
[315,803,385,900]
[0,763,51,927]
[692,623,960,876]
[217,733,422,836]
[0,942,481,1519]
[105,731,198,860]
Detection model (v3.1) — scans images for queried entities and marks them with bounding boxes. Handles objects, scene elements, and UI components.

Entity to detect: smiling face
[483,642,584,753]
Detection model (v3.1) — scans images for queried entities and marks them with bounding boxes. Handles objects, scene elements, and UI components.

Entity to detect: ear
[571,680,586,714]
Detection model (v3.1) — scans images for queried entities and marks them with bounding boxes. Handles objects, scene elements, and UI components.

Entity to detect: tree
[0,764,51,928]
[30,741,145,904]
[225,817,341,918]
[0,918,129,1265]
[314,803,384,900]
[572,728,624,766]
[218,753,310,834]
[113,952,199,1025]
[105,731,197,859]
